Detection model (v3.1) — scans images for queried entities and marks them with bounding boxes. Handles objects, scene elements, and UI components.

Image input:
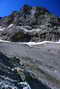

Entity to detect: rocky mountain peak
[0,5,60,42]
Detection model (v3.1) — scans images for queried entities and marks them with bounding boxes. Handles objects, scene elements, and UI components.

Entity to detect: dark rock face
[0,52,22,89]
[0,5,60,42]
[0,52,50,89]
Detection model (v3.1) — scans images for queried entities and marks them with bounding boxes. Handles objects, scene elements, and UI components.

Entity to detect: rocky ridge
[0,5,60,42]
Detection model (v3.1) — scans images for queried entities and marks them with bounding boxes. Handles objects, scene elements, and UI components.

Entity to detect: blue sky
[0,0,60,17]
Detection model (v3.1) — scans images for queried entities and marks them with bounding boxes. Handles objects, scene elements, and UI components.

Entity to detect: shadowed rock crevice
[10,32,32,42]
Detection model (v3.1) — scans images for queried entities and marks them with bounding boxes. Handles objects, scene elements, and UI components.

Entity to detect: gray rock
[0,49,50,89]
[0,5,60,42]
[0,42,60,89]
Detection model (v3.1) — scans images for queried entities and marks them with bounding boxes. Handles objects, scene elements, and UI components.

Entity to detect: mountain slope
[0,5,60,42]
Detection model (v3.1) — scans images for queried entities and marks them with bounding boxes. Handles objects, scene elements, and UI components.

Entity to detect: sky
[0,0,60,17]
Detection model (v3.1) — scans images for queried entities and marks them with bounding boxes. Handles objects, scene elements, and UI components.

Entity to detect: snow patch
[0,39,10,43]
[0,39,60,47]
[8,24,14,28]
[20,82,31,89]
[24,41,60,47]
[0,26,5,31]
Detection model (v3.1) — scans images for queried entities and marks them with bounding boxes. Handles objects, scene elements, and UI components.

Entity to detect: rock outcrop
[0,5,60,42]
[0,51,50,89]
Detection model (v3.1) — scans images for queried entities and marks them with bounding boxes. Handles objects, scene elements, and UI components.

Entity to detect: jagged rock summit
[0,5,60,42]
